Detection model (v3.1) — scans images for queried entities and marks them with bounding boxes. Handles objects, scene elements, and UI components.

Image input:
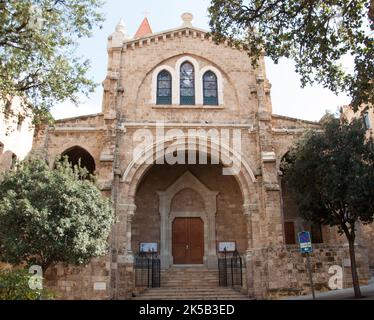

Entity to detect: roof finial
[116,18,126,34]
[181,12,193,27]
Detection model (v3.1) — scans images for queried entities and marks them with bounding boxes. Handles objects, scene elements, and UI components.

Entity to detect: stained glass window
[157,70,172,105]
[203,71,218,105]
[180,62,195,105]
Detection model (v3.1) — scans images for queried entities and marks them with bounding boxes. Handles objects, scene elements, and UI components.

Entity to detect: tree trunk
[347,237,362,298]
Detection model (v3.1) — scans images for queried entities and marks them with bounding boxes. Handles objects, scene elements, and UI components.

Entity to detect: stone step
[160,267,220,288]
[137,293,247,298]
[142,288,239,292]
[133,297,252,300]
[133,266,249,300]
[132,287,252,300]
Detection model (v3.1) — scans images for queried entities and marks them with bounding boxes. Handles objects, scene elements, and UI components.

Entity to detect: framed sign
[298,231,313,254]
[218,241,236,252]
[140,242,158,253]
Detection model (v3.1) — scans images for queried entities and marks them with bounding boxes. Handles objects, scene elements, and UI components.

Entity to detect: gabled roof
[135,17,153,38]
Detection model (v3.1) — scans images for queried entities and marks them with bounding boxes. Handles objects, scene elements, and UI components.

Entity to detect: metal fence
[218,250,243,287]
[134,252,161,288]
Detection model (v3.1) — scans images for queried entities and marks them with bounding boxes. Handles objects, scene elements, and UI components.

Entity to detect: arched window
[203,71,218,105]
[157,70,172,105]
[61,146,96,175]
[180,62,195,105]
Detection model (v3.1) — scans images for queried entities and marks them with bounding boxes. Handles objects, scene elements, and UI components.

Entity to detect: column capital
[118,203,137,212]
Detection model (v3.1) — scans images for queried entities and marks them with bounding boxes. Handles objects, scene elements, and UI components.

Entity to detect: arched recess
[61,146,96,175]
[120,136,259,255]
[122,136,257,206]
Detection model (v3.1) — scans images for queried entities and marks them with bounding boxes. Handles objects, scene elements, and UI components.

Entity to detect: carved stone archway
[157,171,218,269]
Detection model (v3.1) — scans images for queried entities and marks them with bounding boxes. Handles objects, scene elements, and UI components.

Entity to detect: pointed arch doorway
[157,170,218,269]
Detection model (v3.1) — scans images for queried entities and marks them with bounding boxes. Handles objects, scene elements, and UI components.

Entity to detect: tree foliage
[281,115,374,297]
[0,158,115,272]
[0,268,53,300]
[208,0,374,110]
[0,0,104,126]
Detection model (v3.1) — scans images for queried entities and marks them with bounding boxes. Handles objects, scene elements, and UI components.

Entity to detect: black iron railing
[218,249,243,287]
[134,252,161,288]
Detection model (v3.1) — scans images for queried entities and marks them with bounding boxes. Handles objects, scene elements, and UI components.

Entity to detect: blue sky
[51,0,351,121]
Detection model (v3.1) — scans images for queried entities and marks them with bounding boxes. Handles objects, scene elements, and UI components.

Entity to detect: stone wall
[247,244,370,299]
[360,224,374,267]
[0,97,34,172]
[44,257,111,300]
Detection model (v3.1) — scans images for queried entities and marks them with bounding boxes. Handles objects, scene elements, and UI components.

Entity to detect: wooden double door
[172,217,204,264]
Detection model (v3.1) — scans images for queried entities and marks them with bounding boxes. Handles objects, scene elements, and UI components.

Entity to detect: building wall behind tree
[0,97,34,172]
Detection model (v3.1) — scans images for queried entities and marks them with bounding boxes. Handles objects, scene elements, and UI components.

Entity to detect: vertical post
[306,253,316,300]
[231,253,234,287]
[224,248,227,287]
[147,257,150,288]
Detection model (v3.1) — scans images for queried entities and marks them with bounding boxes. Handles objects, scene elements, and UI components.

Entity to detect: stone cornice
[123,122,255,130]
[49,126,107,132]
[109,26,237,52]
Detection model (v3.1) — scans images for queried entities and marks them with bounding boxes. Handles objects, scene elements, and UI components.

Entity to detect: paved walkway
[285,278,374,300]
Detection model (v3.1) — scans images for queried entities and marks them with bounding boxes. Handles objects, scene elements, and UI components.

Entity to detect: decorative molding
[50,127,107,132]
[123,122,254,129]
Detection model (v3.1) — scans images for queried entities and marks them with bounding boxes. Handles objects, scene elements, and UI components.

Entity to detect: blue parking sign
[298,231,313,253]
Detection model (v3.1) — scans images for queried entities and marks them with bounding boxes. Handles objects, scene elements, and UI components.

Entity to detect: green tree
[208,0,373,110]
[0,269,53,300]
[0,0,104,126]
[0,158,115,273]
[281,115,374,298]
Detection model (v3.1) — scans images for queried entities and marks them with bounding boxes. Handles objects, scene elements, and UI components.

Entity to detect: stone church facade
[30,14,372,299]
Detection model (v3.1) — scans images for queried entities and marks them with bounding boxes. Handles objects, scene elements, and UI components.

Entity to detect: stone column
[256,74,284,247]
[158,194,171,269]
[243,203,255,250]
[206,205,217,268]
[114,202,136,299]
[124,204,136,263]
[243,203,258,296]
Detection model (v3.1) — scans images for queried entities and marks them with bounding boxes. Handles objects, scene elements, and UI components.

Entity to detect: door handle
[186,244,189,250]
